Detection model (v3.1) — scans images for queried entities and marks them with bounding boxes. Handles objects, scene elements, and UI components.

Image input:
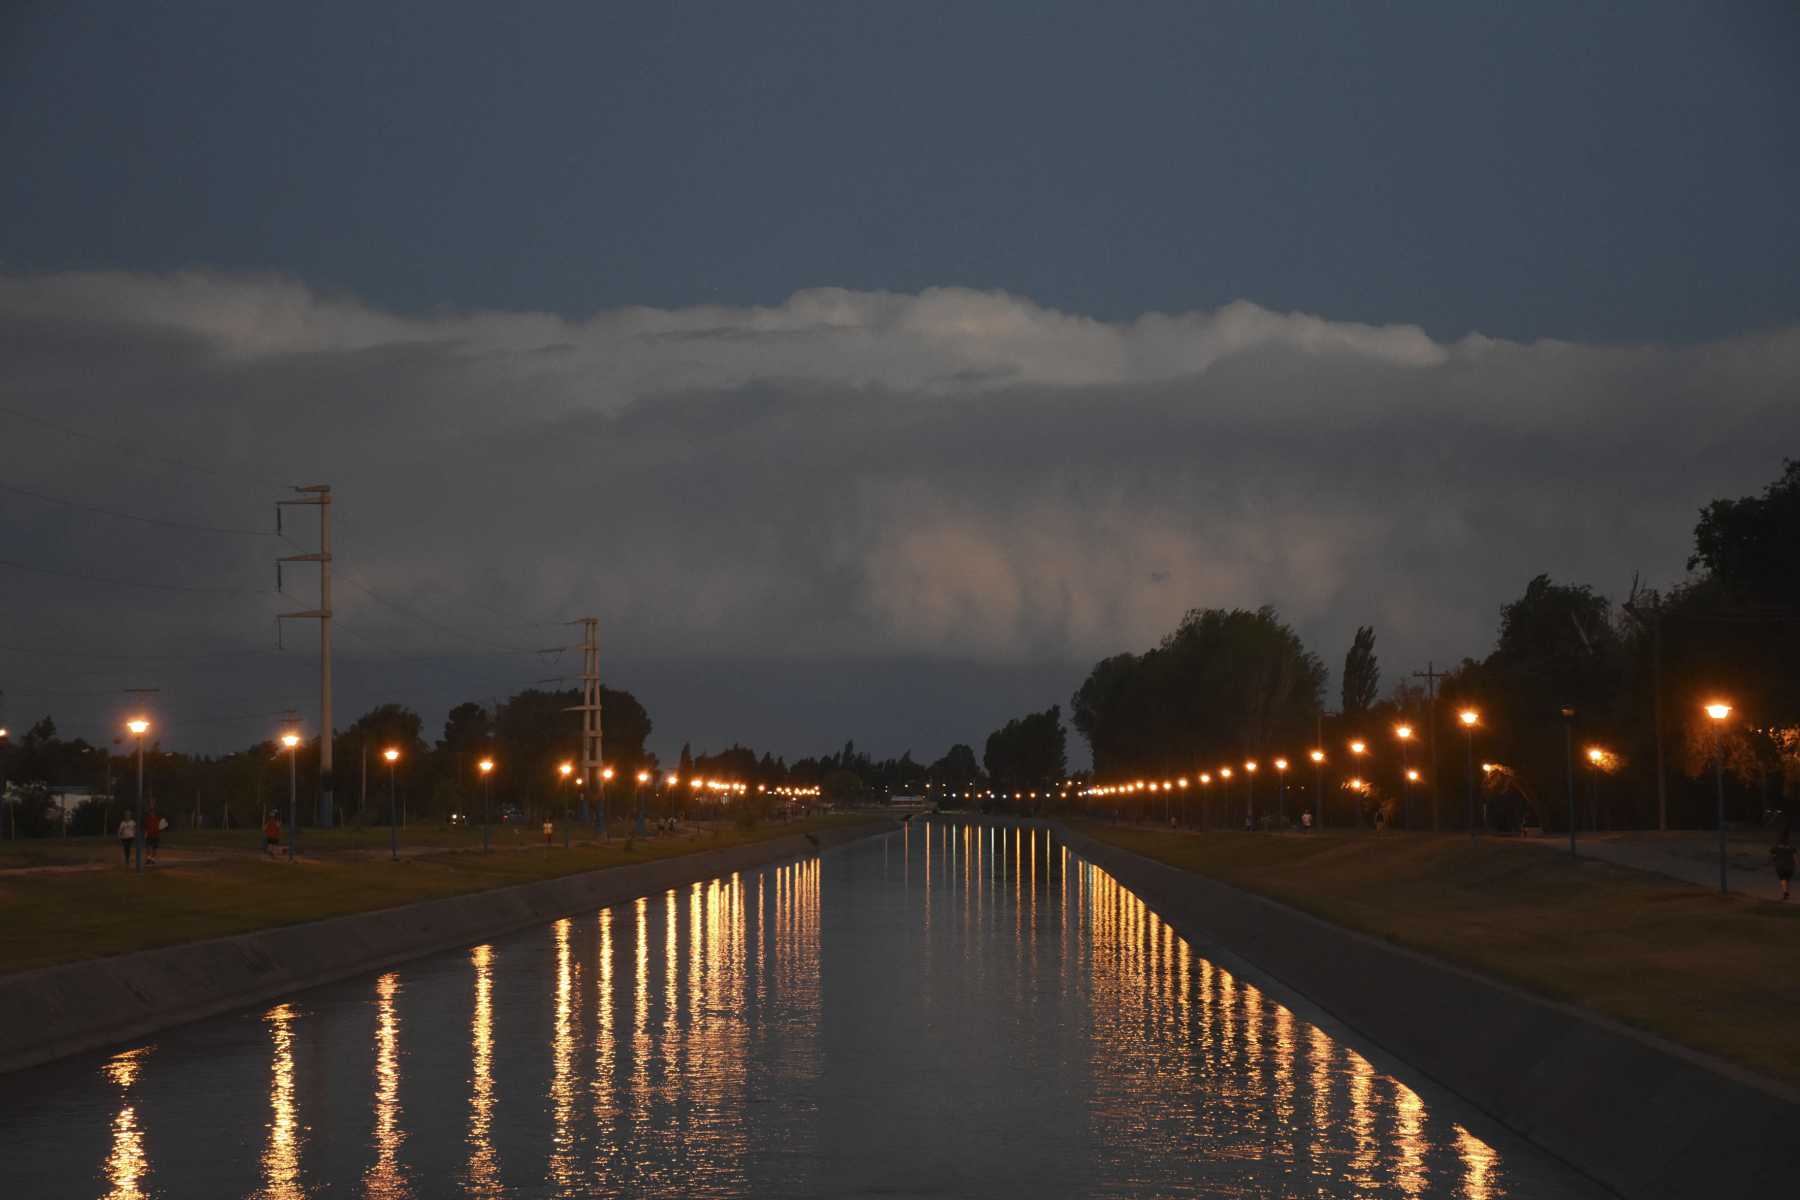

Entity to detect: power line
[6,408,577,653]
[0,404,279,487]
[0,641,283,662]
[0,481,278,536]
[335,570,544,653]
[0,557,269,596]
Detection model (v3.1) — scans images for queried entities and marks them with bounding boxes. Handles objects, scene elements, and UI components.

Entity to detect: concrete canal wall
[0,820,893,1077]
[1056,823,1799,1200]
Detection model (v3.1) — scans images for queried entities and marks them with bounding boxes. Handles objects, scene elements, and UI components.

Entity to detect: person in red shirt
[264,814,281,857]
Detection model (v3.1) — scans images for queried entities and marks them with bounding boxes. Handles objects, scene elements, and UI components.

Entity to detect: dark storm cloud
[3,272,1797,762]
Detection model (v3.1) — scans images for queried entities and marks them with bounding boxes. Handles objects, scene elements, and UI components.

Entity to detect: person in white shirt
[117,816,137,866]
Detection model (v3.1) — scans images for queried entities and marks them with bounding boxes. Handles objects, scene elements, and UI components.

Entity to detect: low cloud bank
[2,273,1795,758]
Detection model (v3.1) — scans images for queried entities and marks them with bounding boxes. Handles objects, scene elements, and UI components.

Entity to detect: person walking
[117,815,136,866]
[264,813,281,857]
[1772,826,1795,901]
[543,817,554,847]
[145,808,164,864]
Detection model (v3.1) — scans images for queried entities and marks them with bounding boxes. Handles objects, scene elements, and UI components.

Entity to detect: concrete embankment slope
[1058,825,1799,1200]
[0,821,892,1077]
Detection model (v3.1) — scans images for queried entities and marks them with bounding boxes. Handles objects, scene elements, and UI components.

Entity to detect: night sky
[3,2,1798,765]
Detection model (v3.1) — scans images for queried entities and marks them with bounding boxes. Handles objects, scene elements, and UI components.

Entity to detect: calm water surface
[1,824,1602,1198]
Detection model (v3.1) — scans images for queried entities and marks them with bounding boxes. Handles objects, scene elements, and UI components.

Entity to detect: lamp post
[1586,747,1609,834]
[1309,749,1325,830]
[280,732,302,863]
[1218,768,1232,831]
[382,748,400,860]
[1243,761,1258,830]
[127,718,150,871]
[1272,759,1289,826]
[1561,707,1577,857]
[1198,773,1212,830]
[635,770,651,836]
[559,762,574,848]
[1348,740,1368,827]
[478,758,494,853]
[1459,709,1481,837]
[1394,725,1413,828]
[666,773,679,823]
[598,766,614,838]
[1705,702,1732,894]
[0,726,11,840]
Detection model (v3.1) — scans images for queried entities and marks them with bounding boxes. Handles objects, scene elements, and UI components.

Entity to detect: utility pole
[568,617,604,836]
[277,485,334,830]
[1651,611,1667,831]
[1413,662,1445,831]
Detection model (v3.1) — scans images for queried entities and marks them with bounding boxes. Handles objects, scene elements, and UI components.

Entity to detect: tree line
[1056,459,1800,832]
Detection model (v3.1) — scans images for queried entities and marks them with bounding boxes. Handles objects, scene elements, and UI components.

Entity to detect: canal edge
[0,819,897,1079]
[1052,822,1800,1200]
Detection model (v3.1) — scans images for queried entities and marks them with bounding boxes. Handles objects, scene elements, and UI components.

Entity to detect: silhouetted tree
[983,706,1067,800]
[1341,626,1380,716]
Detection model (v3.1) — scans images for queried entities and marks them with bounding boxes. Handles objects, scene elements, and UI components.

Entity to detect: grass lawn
[0,815,881,975]
[1078,824,1800,1088]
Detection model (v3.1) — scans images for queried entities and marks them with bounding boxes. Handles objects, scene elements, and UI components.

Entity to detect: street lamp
[1459,709,1481,837]
[383,748,400,861]
[280,732,302,863]
[1309,749,1326,830]
[559,762,574,848]
[1272,758,1289,825]
[1348,740,1368,827]
[599,766,614,837]
[1705,701,1732,893]
[478,758,495,853]
[127,718,150,871]
[1394,725,1413,827]
[635,769,651,836]
[1244,761,1257,830]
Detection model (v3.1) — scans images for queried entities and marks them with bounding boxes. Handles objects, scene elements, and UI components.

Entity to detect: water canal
[1,823,1602,1198]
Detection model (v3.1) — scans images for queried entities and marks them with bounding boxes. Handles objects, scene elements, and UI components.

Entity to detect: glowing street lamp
[1308,749,1326,831]
[556,762,575,848]
[383,748,401,860]
[127,718,151,871]
[1346,740,1368,827]
[1458,709,1481,837]
[478,758,495,853]
[1243,760,1258,830]
[279,731,302,864]
[1705,701,1732,893]
[635,768,651,837]
[598,765,615,837]
[1394,725,1414,828]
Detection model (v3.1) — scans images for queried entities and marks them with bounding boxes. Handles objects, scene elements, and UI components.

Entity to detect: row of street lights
[1086,697,1744,892]
[1085,708,1489,832]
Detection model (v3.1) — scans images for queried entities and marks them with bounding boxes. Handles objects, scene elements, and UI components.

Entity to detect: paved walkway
[1521,831,1786,898]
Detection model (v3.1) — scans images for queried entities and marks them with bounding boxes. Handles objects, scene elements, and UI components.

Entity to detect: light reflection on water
[5,825,1601,1198]
[363,972,409,1199]
[464,944,501,1198]
[102,1046,150,1200]
[258,1005,301,1200]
